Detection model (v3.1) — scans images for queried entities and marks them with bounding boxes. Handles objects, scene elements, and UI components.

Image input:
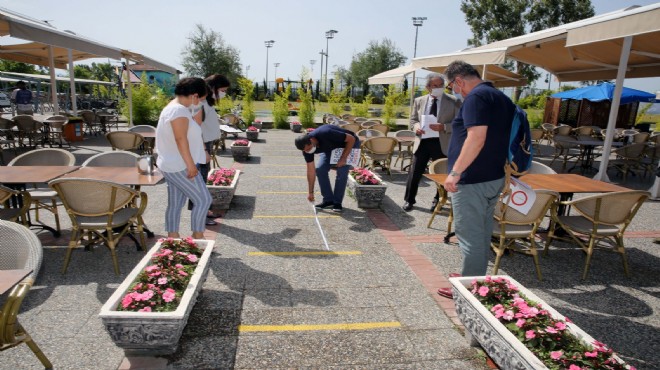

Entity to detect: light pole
[324,30,338,93]
[319,50,326,93]
[410,17,426,110]
[310,59,316,75]
[274,62,280,78]
[264,40,275,93]
[245,65,250,78]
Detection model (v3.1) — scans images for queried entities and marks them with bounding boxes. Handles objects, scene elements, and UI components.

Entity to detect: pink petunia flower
[515,319,526,328]
[525,330,536,339]
[550,351,563,360]
[178,270,189,276]
[555,321,567,330]
[569,365,582,370]
[585,351,598,358]
[546,326,558,334]
[162,289,176,302]
[478,286,489,296]
[138,306,152,312]
[158,277,168,285]
[187,254,198,263]
[121,294,134,308]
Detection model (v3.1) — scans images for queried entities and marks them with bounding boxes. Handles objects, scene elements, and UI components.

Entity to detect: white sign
[329,148,361,167]
[421,114,440,139]
[502,177,536,215]
[219,124,243,133]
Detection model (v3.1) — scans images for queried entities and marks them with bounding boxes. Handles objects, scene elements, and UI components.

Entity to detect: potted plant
[251,119,262,130]
[230,139,251,161]
[245,125,259,141]
[206,167,240,210]
[290,121,302,133]
[449,275,636,370]
[347,167,388,209]
[99,238,215,355]
[305,127,315,133]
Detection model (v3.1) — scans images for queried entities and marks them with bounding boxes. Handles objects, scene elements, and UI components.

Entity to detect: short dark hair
[174,77,208,97]
[294,134,311,151]
[205,74,231,105]
[444,61,481,82]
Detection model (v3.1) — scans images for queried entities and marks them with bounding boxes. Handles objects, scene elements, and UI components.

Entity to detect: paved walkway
[1,127,658,369]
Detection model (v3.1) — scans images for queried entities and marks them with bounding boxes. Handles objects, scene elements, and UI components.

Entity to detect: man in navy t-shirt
[294,125,359,213]
[437,61,515,299]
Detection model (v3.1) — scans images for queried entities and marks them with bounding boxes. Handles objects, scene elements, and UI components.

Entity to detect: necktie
[430,97,437,117]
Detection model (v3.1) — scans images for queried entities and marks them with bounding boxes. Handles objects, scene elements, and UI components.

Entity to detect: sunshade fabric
[0,42,99,69]
[412,48,507,69]
[0,71,115,85]
[551,82,657,105]
[367,64,418,85]
[424,64,527,88]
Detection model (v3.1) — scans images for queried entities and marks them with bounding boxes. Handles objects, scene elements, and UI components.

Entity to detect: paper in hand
[421,115,440,139]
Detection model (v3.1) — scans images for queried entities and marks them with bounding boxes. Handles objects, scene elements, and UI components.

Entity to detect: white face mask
[189,100,203,116]
[305,145,317,154]
[430,88,444,97]
[216,90,226,99]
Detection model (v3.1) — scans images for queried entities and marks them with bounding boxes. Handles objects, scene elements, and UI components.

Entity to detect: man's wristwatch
[449,170,461,177]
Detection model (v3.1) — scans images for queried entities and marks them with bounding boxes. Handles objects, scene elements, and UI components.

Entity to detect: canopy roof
[551,82,657,105]
[0,42,103,69]
[367,64,418,85]
[0,71,115,85]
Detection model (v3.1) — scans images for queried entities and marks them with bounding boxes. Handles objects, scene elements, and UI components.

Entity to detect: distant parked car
[0,92,10,108]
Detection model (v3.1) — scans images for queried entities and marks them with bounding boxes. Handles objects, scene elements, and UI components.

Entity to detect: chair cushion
[492,224,535,238]
[558,216,621,236]
[27,189,58,199]
[75,208,138,228]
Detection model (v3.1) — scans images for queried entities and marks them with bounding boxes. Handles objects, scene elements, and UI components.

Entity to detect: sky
[1,0,659,93]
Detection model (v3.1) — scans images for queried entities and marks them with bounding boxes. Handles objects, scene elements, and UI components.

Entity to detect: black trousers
[404,138,445,204]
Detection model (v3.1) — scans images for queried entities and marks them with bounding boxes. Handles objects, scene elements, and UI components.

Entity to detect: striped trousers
[161,169,212,233]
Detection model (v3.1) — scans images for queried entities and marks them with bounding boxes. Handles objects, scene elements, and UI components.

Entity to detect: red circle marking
[511,191,528,206]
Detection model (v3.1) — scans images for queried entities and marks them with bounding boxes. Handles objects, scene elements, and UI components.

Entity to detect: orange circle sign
[511,190,528,206]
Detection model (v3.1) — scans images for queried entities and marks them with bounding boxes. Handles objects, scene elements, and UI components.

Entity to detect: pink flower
[525,330,536,339]
[162,289,176,302]
[158,277,168,285]
[555,321,567,330]
[502,310,514,321]
[141,290,154,301]
[545,326,558,334]
[478,286,489,296]
[138,306,152,312]
[144,265,159,272]
[569,365,582,370]
[121,294,134,308]
[515,319,526,328]
[585,351,598,358]
[187,254,198,263]
[550,351,563,360]
[178,270,189,276]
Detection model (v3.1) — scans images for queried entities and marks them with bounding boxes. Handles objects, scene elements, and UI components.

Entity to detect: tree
[181,24,242,87]
[461,0,595,99]
[349,38,407,95]
[0,60,40,74]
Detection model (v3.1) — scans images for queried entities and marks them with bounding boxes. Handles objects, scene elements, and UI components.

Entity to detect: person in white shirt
[155,77,212,240]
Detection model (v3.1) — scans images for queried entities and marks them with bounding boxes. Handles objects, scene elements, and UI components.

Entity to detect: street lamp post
[245,65,250,78]
[274,62,280,79]
[324,30,338,93]
[264,40,275,94]
[310,59,316,75]
[409,17,427,112]
[319,50,326,95]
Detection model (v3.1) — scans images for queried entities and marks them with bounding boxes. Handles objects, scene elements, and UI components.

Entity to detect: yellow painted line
[248,251,362,256]
[257,191,317,194]
[254,215,340,218]
[260,175,306,178]
[239,321,401,332]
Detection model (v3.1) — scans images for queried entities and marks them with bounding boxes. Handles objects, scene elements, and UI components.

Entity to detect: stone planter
[450,275,625,370]
[99,239,215,355]
[290,124,302,133]
[347,174,387,209]
[246,129,259,141]
[251,122,262,130]
[206,169,240,210]
[230,141,251,161]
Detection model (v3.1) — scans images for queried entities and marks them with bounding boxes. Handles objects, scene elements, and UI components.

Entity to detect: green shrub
[298,86,315,128]
[324,81,348,117]
[215,95,234,115]
[272,85,291,129]
[383,85,405,128]
[238,78,256,124]
[350,93,372,118]
[119,74,169,126]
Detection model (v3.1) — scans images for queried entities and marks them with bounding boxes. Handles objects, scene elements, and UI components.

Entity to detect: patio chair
[79,110,102,136]
[641,143,660,178]
[545,190,649,279]
[530,128,544,152]
[607,142,647,181]
[427,159,453,233]
[8,148,76,234]
[527,161,557,174]
[370,124,390,136]
[573,126,593,137]
[0,220,52,369]
[631,132,650,143]
[106,131,146,154]
[0,117,17,163]
[360,137,398,175]
[541,123,557,144]
[82,151,141,167]
[44,115,70,148]
[0,185,31,225]
[49,178,148,275]
[549,136,581,170]
[128,125,156,154]
[393,130,415,170]
[12,115,43,148]
[555,125,573,136]
[492,190,559,280]
[356,129,384,139]
[360,121,378,129]
[342,123,361,134]
[354,117,368,123]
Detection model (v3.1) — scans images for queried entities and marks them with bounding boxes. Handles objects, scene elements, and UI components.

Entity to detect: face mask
[216,91,226,99]
[430,88,444,97]
[189,101,203,116]
[453,84,463,100]
[305,145,317,154]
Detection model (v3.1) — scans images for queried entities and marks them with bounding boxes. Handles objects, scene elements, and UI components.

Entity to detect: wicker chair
[44,115,70,148]
[353,117,368,123]
[0,117,17,163]
[0,220,52,369]
[631,132,650,143]
[492,190,559,280]
[541,123,557,144]
[545,190,649,279]
[79,110,102,136]
[0,185,31,225]
[393,130,415,170]
[530,128,544,152]
[356,129,384,139]
[49,178,148,275]
[360,137,398,175]
[370,124,390,136]
[360,121,378,129]
[528,161,557,174]
[427,159,452,232]
[8,148,76,233]
[82,151,141,167]
[106,131,145,153]
[12,115,43,148]
[128,125,156,154]
[342,123,361,134]
[549,136,581,171]
[607,142,647,181]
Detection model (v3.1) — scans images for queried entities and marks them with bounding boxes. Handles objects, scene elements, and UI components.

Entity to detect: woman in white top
[187,74,230,225]
[155,77,212,240]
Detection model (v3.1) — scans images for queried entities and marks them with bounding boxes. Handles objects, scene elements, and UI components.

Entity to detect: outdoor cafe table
[554,136,624,174]
[0,269,32,295]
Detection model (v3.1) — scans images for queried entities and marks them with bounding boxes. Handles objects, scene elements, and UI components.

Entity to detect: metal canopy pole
[124,57,133,126]
[68,49,78,115]
[48,46,59,115]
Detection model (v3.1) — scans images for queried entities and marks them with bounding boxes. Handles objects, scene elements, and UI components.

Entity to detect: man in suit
[402,73,461,212]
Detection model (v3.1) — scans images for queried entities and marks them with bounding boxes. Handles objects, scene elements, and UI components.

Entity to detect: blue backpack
[508,105,533,175]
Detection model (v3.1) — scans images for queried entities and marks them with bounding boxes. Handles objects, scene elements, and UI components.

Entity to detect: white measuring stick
[311,202,331,251]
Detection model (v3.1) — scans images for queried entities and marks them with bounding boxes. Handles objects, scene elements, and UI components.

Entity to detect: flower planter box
[206,169,240,210]
[246,130,259,141]
[251,122,262,130]
[230,141,251,161]
[450,275,626,370]
[290,124,302,133]
[99,239,215,355]
[347,174,387,209]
